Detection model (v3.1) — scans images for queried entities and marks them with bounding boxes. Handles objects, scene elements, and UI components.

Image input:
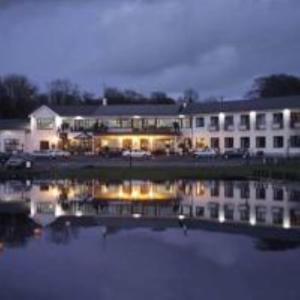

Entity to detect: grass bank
[1,162,300,181]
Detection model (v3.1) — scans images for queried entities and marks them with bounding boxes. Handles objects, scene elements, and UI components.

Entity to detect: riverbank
[1,160,300,181]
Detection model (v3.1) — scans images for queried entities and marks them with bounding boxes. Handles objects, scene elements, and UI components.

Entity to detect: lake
[0,179,300,300]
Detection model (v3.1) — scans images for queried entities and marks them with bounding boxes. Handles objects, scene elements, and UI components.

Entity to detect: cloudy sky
[0,0,300,98]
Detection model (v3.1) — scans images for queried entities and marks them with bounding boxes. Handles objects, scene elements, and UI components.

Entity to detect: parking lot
[28,154,280,170]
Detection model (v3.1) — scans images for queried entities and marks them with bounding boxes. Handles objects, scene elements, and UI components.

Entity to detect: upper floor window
[37,118,54,130]
[291,112,300,129]
[239,115,250,130]
[224,115,234,130]
[196,117,205,128]
[209,116,219,131]
[256,114,266,130]
[273,113,283,129]
[182,118,192,129]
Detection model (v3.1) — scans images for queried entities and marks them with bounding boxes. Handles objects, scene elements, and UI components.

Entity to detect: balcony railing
[239,123,250,131]
[256,123,266,130]
[272,122,283,130]
[58,125,181,135]
[208,124,220,132]
[291,121,300,129]
[224,124,234,131]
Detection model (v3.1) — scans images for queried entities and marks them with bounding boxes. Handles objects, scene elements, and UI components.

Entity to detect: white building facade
[1,95,300,156]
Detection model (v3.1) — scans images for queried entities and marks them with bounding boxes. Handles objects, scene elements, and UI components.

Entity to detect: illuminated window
[37,118,54,130]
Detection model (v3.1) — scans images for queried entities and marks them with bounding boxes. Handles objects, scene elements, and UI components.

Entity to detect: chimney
[102,97,107,106]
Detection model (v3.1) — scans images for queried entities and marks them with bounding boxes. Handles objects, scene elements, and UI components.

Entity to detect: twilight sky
[0,0,300,98]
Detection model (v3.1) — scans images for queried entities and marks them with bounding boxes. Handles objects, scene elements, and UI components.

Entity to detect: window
[240,137,250,149]
[4,139,20,152]
[196,117,205,128]
[256,206,267,223]
[182,118,192,129]
[256,114,266,129]
[273,187,284,201]
[210,137,219,149]
[224,204,234,221]
[273,113,283,128]
[256,136,266,148]
[273,136,284,148]
[224,182,234,198]
[210,116,219,127]
[196,206,205,217]
[240,114,250,130]
[290,136,300,148]
[256,185,266,200]
[40,140,50,150]
[240,183,250,199]
[210,182,219,197]
[224,115,234,130]
[121,119,132,128]
[224,137,234,148]
[37,118,54,130]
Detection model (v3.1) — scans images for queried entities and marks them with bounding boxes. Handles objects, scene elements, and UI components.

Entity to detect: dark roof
[183,95,300,114]
[0,119,30,130]
[93,104,181,116]
[46,96,300,117]
[48,105,97,117]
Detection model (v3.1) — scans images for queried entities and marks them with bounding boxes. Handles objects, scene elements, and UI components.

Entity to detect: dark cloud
[0,0,300,98]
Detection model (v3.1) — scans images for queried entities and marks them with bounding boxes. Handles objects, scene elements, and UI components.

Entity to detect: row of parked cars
[193,148,265,159]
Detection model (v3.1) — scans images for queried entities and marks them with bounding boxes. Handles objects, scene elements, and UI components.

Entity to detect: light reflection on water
[0,179,299,229]
[1,180,300,300]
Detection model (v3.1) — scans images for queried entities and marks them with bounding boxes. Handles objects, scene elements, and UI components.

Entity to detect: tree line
[0,73,300,119]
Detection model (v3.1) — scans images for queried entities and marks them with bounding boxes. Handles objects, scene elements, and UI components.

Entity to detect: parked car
[0,152,11,165]
[223,149,249,159]
[32,150,70,159]
[5,157,28,169]
[32,150,53,159]
[122,149,151,158]
[49,150,71,158]
[194,148,218,158]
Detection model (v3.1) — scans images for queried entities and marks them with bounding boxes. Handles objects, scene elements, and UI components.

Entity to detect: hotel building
[0,95,300,156]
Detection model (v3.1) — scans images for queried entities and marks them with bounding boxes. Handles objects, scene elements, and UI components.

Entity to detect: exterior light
[75,211,83,217]
[132,213,141,219]
[133,115,141,119]
[179,114,185,119]
[218,214,225,223]
[283,219,290,229]
[75,116,83,120]
[249,216,256,226]
[178,214,185,220]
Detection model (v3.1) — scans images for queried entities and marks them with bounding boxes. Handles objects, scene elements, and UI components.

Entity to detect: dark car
[5,156,33,170]
[223,149,249,159]
[0,152,11,165]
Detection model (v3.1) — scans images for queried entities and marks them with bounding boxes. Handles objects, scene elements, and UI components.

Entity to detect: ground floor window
[224,137,234,148]
[210,137,219,149]
[240,137,250,149]
[256,136,266,148]
[195,137,207,149]
[273,136,284,148]
[290,135,300,148]
[40,140,50,150]
[4,139,20,152]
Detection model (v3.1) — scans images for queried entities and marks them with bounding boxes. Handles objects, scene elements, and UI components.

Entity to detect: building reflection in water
[0,179,299,229]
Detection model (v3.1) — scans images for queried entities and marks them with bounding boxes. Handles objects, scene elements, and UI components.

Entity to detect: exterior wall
[28,106,61,152]
[0,129,30,153]
[191,109,300,156]
[1,105,300,155]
